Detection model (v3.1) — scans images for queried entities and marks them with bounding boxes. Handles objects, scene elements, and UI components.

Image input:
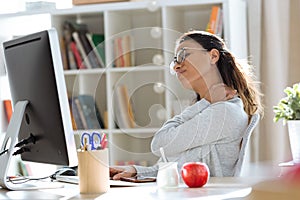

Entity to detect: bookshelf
[0,0,247,166]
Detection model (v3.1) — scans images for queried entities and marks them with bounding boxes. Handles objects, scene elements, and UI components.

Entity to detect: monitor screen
[2,29,77,167]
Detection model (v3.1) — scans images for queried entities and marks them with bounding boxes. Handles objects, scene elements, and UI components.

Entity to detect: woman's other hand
[109,165,137,180]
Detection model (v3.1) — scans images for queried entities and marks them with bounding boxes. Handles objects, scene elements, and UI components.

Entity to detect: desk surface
[0,177,265,200]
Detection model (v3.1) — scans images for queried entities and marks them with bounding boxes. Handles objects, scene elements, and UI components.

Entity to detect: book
[122,35,132,67]
[86,33,105,68]
[67,46,78,70]
[114,85,135,128]
[63,20,102,70]
[74,97,88,129]
[69,103,77,130]
[77,31,102,68]
[206,6,222,35]
[70,41,87,69]
[3,100,12,123]
[72,31,93,69]
[103,110,108,129]
[77,95,105,129]
[18,161,33,176]
[18,161,29,176]
[113,35,133,67]
[114,37,124,67]
[62,21,82,70]
[91,34,106,66]
[215,8,223,36]
[121,85,135,128]
[69,98,84,130]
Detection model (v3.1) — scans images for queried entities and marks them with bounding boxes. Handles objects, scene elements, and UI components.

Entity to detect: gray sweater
[134,96,248,177]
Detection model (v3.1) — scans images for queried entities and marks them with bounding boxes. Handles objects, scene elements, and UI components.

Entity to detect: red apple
[181,162,209,188]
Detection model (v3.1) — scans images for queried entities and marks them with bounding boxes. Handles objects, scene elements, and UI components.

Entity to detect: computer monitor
[0,28,78,190]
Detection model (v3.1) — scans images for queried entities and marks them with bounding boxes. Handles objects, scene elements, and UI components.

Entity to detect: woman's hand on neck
[201,83,237,103]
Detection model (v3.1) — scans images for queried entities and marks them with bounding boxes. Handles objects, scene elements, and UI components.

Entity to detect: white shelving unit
[0,0,247,166]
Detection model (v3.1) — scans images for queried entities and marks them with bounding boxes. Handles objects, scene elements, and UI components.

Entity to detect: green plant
[273,83,300,124]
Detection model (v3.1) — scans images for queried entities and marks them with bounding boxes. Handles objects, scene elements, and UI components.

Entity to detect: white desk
[0,177,264,200]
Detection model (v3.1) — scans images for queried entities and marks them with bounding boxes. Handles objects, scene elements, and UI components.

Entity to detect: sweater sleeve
[133,164,159,177]
[151,98,239,157]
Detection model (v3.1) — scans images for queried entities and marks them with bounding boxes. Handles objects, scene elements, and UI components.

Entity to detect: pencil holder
[77,148,109,194]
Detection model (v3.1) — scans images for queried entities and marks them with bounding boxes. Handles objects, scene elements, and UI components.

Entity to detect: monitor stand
[0,100,63,190]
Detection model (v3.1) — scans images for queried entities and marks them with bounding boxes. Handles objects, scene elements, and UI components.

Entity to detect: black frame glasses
[169,47,207,75]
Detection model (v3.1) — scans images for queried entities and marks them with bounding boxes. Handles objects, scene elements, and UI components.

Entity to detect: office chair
[234,113,260,176]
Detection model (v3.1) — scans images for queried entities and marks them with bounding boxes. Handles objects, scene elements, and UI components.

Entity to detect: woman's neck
[195,70,224,102]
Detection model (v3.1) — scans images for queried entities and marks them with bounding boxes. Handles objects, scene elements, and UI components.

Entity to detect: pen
[100,133,107,149]
[83,137,88,151]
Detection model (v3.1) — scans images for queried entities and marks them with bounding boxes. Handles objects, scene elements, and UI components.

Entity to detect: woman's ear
[210,49,220,64]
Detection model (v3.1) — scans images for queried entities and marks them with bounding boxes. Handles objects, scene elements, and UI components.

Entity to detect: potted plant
[273,83,300,163]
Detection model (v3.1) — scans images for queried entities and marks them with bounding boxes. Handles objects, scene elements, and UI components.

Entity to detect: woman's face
[172,40,212,90]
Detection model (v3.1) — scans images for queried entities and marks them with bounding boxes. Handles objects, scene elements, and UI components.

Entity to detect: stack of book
[61,21,106,70]
[69,95,106,130]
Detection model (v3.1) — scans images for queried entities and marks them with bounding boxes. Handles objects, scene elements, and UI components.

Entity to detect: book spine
[122,35,132,67]
[74,98,88,129]
[121,85,135,128]
[114,85,135,128]
[70,41,86,69]
[77,95,103,129]
[69,107,77,130]
[216,9,223,36]
[92,34,106,66]
[67,44,78,70]
[78,31,101,68]
[117,37,125,67]
[206,6,220,34]
[95,105,105,129]
[72,32,93,69]
[114,86,128,128]
[113,38,119,67]
[70,98,84,130]
[86,33,105,68]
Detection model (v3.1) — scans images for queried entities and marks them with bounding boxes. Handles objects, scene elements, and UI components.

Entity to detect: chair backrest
[234,113,260,176]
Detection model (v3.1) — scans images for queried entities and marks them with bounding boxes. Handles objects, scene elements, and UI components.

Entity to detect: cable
[15,133,36,148]
[7,175,50,184]
[12,147,30,156]
[0,149,8,156]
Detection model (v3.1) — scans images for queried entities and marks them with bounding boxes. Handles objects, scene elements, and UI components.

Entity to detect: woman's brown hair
[178,30,263,117]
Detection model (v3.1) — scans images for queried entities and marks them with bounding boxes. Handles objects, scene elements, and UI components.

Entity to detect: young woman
[110,30,263,179]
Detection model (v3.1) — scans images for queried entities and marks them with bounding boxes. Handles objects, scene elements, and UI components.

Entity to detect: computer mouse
[51,167,76,179]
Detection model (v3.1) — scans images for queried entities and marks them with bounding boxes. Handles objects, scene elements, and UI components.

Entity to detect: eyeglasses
[169,47,207,75]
